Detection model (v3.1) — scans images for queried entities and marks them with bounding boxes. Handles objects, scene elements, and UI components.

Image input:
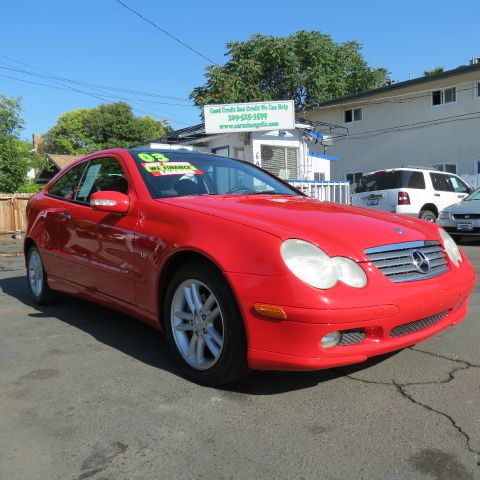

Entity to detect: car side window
[448,175,469,193]
[48,162,88,200]
[430,173,454,192]
[404,171,425,189]
[75,157,129,204]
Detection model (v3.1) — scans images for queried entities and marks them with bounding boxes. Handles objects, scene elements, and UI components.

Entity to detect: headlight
[438,211,452,220]
[439,228,462,267]
[280,239,367,289]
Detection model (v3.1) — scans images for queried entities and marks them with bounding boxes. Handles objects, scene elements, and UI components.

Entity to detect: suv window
[75,157,128,204]
[355,171,402,193]
[448,175,469,193]
[430,173,469,193]
[403,171,425,189]
[430,173,453,192]
[48,162,87,200]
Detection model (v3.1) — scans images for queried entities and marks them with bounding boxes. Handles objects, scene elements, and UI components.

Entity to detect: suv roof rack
[400,165,442,171]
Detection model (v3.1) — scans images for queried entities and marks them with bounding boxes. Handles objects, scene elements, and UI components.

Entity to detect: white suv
[351,168,472,221]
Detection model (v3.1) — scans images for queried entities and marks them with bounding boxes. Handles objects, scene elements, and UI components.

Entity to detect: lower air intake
[389,310,449,337]
[339,329,365,345]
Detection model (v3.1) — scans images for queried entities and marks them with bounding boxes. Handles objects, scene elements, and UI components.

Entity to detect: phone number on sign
[228,113,268,122]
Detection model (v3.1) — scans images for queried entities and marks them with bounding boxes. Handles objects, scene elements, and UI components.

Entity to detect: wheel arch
[23,237,36,266]
[419,203,438,217]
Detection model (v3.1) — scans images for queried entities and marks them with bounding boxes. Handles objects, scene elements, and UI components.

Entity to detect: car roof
[364,167,453,175]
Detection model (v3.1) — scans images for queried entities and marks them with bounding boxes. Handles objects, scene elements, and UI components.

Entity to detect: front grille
[365,241,448,283]
[453,214,480,219]
[339,329,365,345]
[445,227,480,235]
[390,310,449,337]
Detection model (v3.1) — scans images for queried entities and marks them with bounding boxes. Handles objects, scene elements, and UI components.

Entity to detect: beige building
[301,60,480,182]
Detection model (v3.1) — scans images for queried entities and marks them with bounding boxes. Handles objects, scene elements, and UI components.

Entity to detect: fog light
[321,331,341,349]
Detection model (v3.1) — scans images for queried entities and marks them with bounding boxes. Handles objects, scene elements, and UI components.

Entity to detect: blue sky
[1,0,478,141]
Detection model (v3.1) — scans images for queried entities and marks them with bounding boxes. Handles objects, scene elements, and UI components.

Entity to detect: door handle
[59,211,71,220]
[434,193,440,197]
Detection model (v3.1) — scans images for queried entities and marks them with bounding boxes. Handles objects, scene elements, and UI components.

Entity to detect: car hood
[443,200,480,214]
[158,195,441,261]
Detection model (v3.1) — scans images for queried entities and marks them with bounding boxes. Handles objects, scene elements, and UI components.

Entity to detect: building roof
[46,154,84,170]
[303,61,480,111]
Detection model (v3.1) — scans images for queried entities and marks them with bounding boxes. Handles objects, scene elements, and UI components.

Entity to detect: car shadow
[0,274,397,395]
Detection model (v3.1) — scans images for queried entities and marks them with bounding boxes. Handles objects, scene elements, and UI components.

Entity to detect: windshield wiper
[249,191,295,195]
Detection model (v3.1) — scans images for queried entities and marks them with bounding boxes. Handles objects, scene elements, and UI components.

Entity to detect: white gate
[288,180,351,204]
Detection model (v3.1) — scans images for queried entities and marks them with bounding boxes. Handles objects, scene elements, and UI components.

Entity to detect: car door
[43,161,89,279]
[448,174,470,203]
[429,172,468,211]
[56,156,139,304]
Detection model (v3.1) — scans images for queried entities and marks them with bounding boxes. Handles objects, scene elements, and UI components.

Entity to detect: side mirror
[469,186,475,194]
[90,191,130,214]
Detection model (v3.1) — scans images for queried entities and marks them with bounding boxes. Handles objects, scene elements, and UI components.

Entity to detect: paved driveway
[0,243,479,480]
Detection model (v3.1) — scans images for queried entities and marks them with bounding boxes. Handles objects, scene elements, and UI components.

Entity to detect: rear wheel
[164,261,249,386]
[419,209,436,222]
[27,246,61,304]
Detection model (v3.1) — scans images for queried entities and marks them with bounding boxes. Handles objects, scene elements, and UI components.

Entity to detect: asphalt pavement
[0,236,479,480]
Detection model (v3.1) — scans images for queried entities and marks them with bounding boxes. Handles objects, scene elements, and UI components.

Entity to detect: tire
[164,261,249,386]
[26,246,61,304]
[419,209,436,222]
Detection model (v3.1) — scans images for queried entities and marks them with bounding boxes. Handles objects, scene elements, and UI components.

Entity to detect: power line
[0,62,192,102]
[113,0,219,66]
[0,72,193,106]
[0,55,199,124]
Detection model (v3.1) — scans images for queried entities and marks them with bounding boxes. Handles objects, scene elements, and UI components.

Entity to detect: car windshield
[463,188,480,201]
[129,149,300,199]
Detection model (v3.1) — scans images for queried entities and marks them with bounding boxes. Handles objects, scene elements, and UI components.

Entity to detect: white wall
[303,71,480,179]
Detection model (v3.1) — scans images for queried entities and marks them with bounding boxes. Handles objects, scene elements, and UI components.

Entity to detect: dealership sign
[204,100,295,134]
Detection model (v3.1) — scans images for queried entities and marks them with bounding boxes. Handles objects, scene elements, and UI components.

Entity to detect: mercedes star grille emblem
[412,250,430,274]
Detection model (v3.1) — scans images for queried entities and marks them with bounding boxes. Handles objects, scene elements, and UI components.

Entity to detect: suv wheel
[419,209,436,222]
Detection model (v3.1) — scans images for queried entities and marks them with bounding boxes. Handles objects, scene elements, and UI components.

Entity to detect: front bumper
[437,217,480,236]
[227,255,476,371]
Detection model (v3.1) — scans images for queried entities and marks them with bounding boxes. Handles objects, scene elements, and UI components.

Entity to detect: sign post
[204,100,295,134]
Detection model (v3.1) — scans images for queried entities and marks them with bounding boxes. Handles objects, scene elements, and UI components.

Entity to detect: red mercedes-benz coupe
[25,148,476,385]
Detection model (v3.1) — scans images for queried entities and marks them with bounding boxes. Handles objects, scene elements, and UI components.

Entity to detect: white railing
[460,174,480,189]
[288,180,352,204]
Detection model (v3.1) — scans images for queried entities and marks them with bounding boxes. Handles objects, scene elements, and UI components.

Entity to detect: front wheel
[164,261,249,386]
[27,246,61,304]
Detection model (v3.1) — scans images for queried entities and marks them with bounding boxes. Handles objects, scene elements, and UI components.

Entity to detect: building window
[432,163,457,174]
[346,172,363,184]
[234,148,245,160]
[474,160,480,175]
[212,146,229,157]
[344,108,362,123]
[260,145,298,179]
[314,172,325,181]
[432,86,456,106]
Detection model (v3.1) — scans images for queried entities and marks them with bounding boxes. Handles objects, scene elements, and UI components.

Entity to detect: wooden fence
[0,194,33,234]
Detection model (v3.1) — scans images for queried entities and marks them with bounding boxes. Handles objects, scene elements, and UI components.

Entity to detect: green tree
[424,66,445,76]
[190,31,389,111]
[0,94,41,193]
[42,102,166,154]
